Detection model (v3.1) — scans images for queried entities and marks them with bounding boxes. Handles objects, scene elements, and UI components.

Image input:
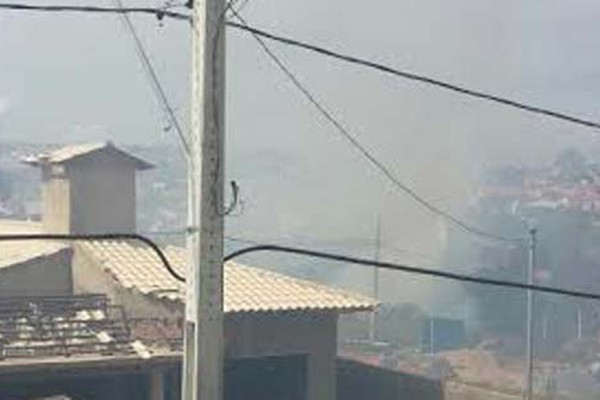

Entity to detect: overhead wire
[186,0,241,217]
[112,0,190,155]
[224,244,600,302]
[2,2,600,133]
[233,0,252,14]
[227,22,600,132]
[144,231,435,263]
[3,2,598,241]
[229,10,522,244]
[0,233,185,282]
[0,1,523,243]
[1,3,597,239]
[207,0,242,216]
[4,233,599,302]
[0,3,189,20]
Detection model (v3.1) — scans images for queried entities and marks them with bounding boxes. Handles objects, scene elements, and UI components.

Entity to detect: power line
[224,244,600,302]
[0,3,587,242]
[0,2,521,241]
[205,0,243,216]
[140,230,255,245]
[0,233,184,281]
[3,3,600,133]
[112,0,190,155]
[230,11,522,244]
[228,22,600,132]
[233,0,252,14]
[4,232,600,302]
[146,231,435,263]
[0,3,190,20]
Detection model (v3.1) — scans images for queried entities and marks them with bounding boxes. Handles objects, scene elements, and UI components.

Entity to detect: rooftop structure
[22,142,153,234]
[78,240,376,314]
[21,142,153,170]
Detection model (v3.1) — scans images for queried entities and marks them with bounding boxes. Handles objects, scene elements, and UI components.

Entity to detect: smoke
[223,0,600,313]
[3,0,600,313]
[0,97,9,117]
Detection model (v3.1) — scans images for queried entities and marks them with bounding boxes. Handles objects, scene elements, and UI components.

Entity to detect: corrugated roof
[0,219,69,269]
[79,241,376,314]
[21,142,153,170]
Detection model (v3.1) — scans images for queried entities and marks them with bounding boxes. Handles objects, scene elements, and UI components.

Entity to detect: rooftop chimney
[23,142,154,234]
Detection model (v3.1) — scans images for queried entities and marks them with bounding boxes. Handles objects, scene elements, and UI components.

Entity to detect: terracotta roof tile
[79,241,376,314]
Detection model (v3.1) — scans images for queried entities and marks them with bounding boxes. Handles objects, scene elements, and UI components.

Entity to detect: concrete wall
[40,150,139,235]
[226,313,338,400]
[68,153,137,234]
[73,250,341,400]
[0,248,73,297]
[41,165,71,234]
[336,358,444,400]
[0,369,152,400]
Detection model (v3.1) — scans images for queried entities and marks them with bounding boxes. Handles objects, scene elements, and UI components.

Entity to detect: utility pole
[525,227,537,400]
[368,215,381,342]
[429,317,435,355]
[183,0,226,399]
[576,305,582,340]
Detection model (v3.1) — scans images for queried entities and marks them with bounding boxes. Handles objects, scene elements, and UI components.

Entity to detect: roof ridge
[21,142,154,170]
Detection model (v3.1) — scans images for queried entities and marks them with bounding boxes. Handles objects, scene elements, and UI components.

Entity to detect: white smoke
[0,97,9,117]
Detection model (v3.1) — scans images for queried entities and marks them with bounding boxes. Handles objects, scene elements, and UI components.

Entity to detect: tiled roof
[79,241,376,314]
[21,142,153,170]
[0,219,69,269]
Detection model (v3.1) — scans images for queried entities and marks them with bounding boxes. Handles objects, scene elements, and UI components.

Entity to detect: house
[0,142,376,400]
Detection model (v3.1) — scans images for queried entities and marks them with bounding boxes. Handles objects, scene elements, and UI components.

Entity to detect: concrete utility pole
[183,0,226,399]
[368,215,381,342]
[525,227,537,400]
[576,305,583,340]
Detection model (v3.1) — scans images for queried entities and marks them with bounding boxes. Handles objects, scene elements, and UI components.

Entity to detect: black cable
[224,244,600,302]
[0,233,185,282]
[5,233,600,302]
[0,3,190,20]
[230,11,521,244]
[113,0,191,156]
[228,22,600,132]
[208,0,241,217]
[0,2,588,241]
[2,3,599,133]
[234,0,252,14]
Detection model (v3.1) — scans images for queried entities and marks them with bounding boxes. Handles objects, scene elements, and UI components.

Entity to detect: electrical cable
[233,0,252,14]
[2,3,600,133]
[0,233,185,282]
[0,2,592,241]
[224,244,600,302]
[209,0,241,216]
[113,0,191,156]
[227,22,600,132]
[4,233,600,302]
[187,0,241,217]
[0,3,189,20]
[230,11,522,244]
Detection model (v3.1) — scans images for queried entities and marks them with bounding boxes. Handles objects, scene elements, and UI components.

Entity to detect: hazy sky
[2,0,600,307]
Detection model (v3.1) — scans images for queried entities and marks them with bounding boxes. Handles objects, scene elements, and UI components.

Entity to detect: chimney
[23,142,154,234]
